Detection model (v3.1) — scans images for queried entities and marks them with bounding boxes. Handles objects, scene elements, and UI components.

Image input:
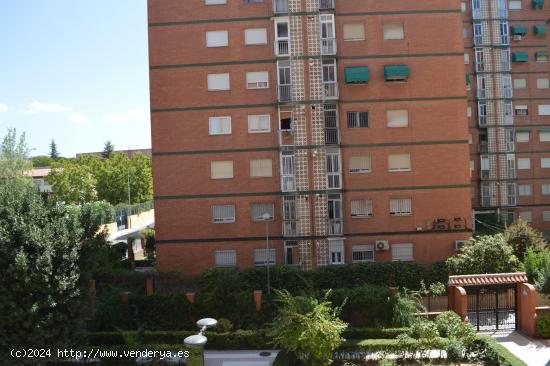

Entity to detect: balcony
[481,169,490,180]
[319,0,335,9]
[478,115,487,126]
[325,128,339,145]
[480,141,488,153]
[323,82,338,99]
[472,8,482,19]
[276,40,289,56]
[503,86,513,99]
[477,89,487,99]
[474,35,483,46]
[283,221,297,236]
[329,220,343,235]
[278,85,292,102]
[281,176,296,192]
[273,0,288,13]
[481,196,492,207]
[321,38,336,55]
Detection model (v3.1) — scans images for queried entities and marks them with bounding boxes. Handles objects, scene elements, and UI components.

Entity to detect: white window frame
[543,211,550,222]
[212,205,236,224]
[209,116,232,135]
[245,28,268,45]
[205,0,227,4]
[211,161,234,179]
[350,199,373,218]
[352,245,374,263]
[540,130,550,142]
[519,211,532,223]
[248,114,271,133]
[251,203,275,221]
[542,184,550,195]
[383,22,405,40]
[349,155,372,174]
[246,71,269,89]
[215,250,236,267]
[343,23,365,41]
[538,105,550,116]
[516,131,530,142]
[388,154,412,172]
[392,243,414,262]
[387,110,409,128]
[250,159,273,178]
[207,73,230,91]
[254,248,276,266]
[542,158,550,169]
[329,239,345,265]
[514,78,527,89]
[206,30,228,48]
[518,184,532,196]
[517,157,531,170]
[390,198,412,216]
[537,78,550,89]
[509,0,522,10]
[326,151,342,189]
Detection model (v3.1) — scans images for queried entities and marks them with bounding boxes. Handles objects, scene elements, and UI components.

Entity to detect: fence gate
[466,285,517,331]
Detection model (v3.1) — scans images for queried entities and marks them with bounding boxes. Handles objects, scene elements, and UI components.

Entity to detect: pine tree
[49,139,59,160]
[102,141,115,159]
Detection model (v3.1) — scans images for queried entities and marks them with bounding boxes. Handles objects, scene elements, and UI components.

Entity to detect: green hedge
[342,327,409,339]
[329,285,395,327]
[537,314,550,338]
[338,338,449,353]
[94,269,147,296]
[469,336,527,366]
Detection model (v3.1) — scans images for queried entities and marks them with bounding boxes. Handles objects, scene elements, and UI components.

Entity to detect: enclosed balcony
[278,85,292,102]
[321,38,336,55]
[328,220,343,235]
[283,221,297,236]
[277,40,289,56]
[319,0,335,10]
[323,82,338,99]
[273,0,288,13]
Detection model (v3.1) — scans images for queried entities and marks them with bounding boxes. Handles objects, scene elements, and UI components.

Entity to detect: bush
[536,315,550,338]
[94,269,147,296]
[408,320,439,339]
[328,285,393,327]
[341,328,408,340]
[467,336,527,366]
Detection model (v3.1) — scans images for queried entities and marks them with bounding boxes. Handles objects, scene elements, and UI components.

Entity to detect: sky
[0,0,151,157]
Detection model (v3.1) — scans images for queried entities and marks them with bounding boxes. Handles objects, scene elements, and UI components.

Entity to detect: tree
[446,234,522,275]
[31,155,53,167]
[524,247,550,285]
[47,157,99,204]
[49,139,59,160]
[268,289,347,366]
[102,140,115,159]
[0,131,84,352]
[505,219,548,261]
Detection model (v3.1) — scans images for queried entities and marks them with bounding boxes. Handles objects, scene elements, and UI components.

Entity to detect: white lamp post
[262,213,273,295]
[184,318,218,366]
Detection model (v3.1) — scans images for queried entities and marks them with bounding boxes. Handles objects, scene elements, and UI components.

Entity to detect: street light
[184,318,218,366]
[262,213,273,295]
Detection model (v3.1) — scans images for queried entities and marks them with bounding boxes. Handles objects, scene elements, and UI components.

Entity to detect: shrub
[537,315,550,338]
[94,269,147,296]
[408,320,439,339]
[216,318,234,333]
[341,328,408,340]
[328,285,393,327]
[392,290,421,327]
[505,219,548,261]
[467,336,527,366]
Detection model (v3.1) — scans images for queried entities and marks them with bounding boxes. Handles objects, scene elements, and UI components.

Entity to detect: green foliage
[408,319,439,339]
[31,155,53,167]
[392,290,423,327]
[50,139,60,160]
[341,327,409,340]
[216,318,234,333]
[268,289,347,366]
[523,247,550,285]
[505,219,548,261]
[446,233,522,275]
[536,314,550,338]
[475,212,505,235]
[140,228,156,261]
[103,140,115,159]
[328,285,394,327]
[48,157,98,204]
[467,336,528,366]
[0,128,31,179]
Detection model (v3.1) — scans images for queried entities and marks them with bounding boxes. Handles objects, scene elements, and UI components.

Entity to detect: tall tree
[505,219,548,261]
[47,156,99,204]
[102,140,115,159]
[0,128,31,179]
[49,139,60,160]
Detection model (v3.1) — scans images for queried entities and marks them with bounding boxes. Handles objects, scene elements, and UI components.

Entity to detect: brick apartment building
[148,0,544,276]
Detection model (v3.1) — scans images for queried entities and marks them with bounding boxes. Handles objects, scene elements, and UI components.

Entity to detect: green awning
[534,25,548,36]
[511,26,529,35]
[345,67,370,84]
[533,0,544,9]
[540,129,550,132]
[536,51,548,60]
[516,129,531,132]
[384,65,410,81]
[466,73,471,86]
[512,52,529,62]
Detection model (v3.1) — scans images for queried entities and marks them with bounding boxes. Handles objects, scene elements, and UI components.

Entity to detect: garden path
[488,330,550,366]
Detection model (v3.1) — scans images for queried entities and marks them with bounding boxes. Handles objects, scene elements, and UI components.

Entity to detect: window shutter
[343,23,365,41]
[542,158,550,168]
[540,131,550,142]
[215,250,236,266]
[211,161,234,179]
[390,198,412,216]
[383,23,404,40]
[518,158,531,169]
[250,159,273,177]
[206,31,228,47]
[254,248,276,266]
[246,72,269,89]
[248,115,271,133]
[387,110,409,128]
[251,203,274,221]
[349,156,371,173]
[392,243,414,261]
[212,205,235,223]
[208,73,230,90]
[537,78,550,89]
[538,105,550,115]
[388,154,411,171]
[516,131,529,142]
[351,199,373,217]
[209,116,231,135]
[245,28,267,45]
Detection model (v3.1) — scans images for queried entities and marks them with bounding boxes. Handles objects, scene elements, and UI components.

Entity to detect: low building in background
[76,148,152,159]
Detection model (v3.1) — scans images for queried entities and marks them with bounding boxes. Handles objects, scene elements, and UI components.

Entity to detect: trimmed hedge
[338,338,449,353]
[470,336,527,366]
[342,327,409,340]
[94,269,147,296]
[537,314,550,338]
[329,285,394,327]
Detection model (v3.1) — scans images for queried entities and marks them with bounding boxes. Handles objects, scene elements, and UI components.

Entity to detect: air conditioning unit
[513,35,523,41]
[455,240,469,251]
[452,217,467,230]
[434,218,449,231]
[375,240,389,251]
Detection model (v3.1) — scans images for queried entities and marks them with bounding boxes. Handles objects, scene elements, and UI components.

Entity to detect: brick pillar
[518,283,537,338]
[449,286,468,321]
[146,276,154,296]
[254,290,263,312]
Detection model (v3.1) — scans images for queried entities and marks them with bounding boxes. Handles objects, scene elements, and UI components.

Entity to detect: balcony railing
[325,129,339,144]
[503,86,513,99]
[323,82,338,99]
[283,221,297,236]
[273,0,288,13]
[319,0,335,9]
[279,85,292,102]
[481,170,490,180]
[507,195,517,206]
[478,115,487,126]
[477,89,487,99]
[481,196,492,207]
[282,176,296,192]
[321,38,336,55]
[277,40,289,56]
[474,35,483,46]
[480,142,488,153]
[472,8,482,19]
[507,167,516,178]
[329,220,343,235]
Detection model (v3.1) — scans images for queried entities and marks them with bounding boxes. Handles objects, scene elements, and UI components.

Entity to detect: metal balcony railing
[474,35,483,46]
[476,63,485,72]
[480,142,488,153]
[321,38,336,55]
[472,8,482,19]
[325,129,339,144]
[281,176,296,192]
[277,40,289,56]
[319,0,335,9]
[477,89,487,99]
[279,85,292,102]
[481,170,490,180]
[503,86,513,99]
[273,0,288,13]
[479,115,487,126]
[283,221,297,236]
[507,168,516,178]
[481,196,492,207]
[329,220,343,235]
[323,82,338,99]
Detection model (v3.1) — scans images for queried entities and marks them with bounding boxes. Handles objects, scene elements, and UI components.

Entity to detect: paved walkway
[488,331,550,366]
[204,350,279,366]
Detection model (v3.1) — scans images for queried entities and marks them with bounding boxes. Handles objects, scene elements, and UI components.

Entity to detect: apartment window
[246,71,269,89]
[461,2,467,12]
[542,158,550,168]
[536,51,548,63]
[544,211,550,221]
[215,250,236,267]
[387,110,409,128]
[390,198,412,216]
[212,205,235,223]
[540,130,550,142]
[248,115,271,133]
[475,49,485,72]
[515,105,528,116]
[519,211,532,223]
[326,151,342,189]
[514,78,527,89]
[500,21,509,44]
[468,134,473,144]
[211,161,234,179]
[464,53,470,64]
[245,28,267,45]
[254,248,276,266]
[470,160,474,177]
[349,155,371,173]
[351,199,373,218]
[347,111,369,128]
[329,240,345,265]
[209,116,231,135]
[206,31,228,47]
[281,152,295,192]
[543,184,550,195]
[250,159,272,177]
[516,131,530,142]
[467,107,472,117]
[251,203,274,221]
[537,78,550,89]
[383,23,404,40]
[538,105,550,116]
[509,0,522,9]
[501,49,511,70]
[343,23,365,41]
[388,154,411,172]
[208,73,230,91]
[205,0,227,4]
[503,75,513,98]
[352,245,374,263]
[518,158,531,169]
[519,184,532,196]
[464,28,469,39]
[328,194,343,235]
[392,243,414,261]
